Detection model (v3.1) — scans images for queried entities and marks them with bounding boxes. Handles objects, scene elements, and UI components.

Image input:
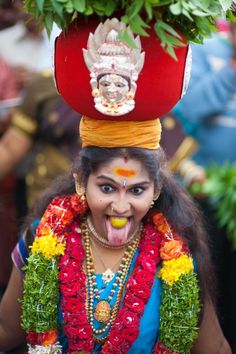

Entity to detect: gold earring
[73,173,86,201]
[150,200,155,208]
[150,192,160,209]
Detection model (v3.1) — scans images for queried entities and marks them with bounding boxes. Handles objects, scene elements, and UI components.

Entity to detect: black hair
[28,146,215,315]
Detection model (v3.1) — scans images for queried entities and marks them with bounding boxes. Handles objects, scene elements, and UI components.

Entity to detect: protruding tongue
[106,217,131,246]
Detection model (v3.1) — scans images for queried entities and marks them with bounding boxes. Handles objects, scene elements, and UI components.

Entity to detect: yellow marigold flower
[158,254,194,286]
[31,234,65,259]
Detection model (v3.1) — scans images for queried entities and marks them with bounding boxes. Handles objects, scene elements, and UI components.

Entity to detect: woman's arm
[0,266,26,351]
[191,300,232,354]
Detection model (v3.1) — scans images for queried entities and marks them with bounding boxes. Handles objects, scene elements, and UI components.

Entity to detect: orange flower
[37,224,53,238]
[160,240,183,260]
[153,213,170,234]
[41,329,58,346]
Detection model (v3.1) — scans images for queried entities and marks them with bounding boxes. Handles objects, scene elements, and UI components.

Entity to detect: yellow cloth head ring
[80,116,162,149]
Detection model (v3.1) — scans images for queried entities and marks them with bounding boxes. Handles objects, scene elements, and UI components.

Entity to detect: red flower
[124,293,145,313]
[121,311,139,328]
[143,243,160,259]
[61,281,83,296]
[120,340,133,353]
[66,312,88,325]
[27,331,38,345]
[63,297,84,313]
[129,283,151,300]
[109,332,123,346]
[69,337,93,352]
[69,246,85,261]
[133,268,154,284]
[101,341,122,354]
[59,253,70,266]
[70,193,88,214]
[67,258,84,270]
[140,255,157,274]
[122,327,139,342]
[66,234,79,246]
[140,224,158,243]
[64,324,79,338]
[77,325,93,339]
[110,320,123,333]
[59,266,77,283]
[126,276,137,288]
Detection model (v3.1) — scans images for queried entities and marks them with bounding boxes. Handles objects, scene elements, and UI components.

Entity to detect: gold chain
[90,241,124,284]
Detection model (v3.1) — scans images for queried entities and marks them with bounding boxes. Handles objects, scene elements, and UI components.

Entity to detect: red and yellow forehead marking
[113,167,137,178]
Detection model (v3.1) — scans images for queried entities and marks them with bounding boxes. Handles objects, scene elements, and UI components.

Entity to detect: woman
[0,144,231,353]
[0,15,232,354]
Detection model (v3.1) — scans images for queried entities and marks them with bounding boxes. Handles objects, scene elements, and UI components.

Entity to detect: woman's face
[86,157,155,246]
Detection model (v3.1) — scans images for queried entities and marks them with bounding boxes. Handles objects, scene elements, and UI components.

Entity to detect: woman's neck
[89,237,127,274]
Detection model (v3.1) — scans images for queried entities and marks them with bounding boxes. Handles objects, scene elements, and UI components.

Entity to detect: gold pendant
[102,268,115,284]
[94,300,111,323]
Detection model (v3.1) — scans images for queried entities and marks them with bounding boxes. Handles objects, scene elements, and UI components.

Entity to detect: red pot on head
[55,17,190,121]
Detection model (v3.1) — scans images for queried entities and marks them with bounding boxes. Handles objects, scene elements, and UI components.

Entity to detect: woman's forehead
[94,157,150,179]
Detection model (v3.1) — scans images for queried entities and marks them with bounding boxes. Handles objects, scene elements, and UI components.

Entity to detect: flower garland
[21,193,200,354]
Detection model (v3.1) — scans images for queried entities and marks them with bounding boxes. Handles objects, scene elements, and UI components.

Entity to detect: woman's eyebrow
[96,175,151,187]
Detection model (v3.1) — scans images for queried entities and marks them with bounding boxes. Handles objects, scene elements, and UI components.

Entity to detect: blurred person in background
[0,0,60,302]
[0,56,19,301]
[0,73,81,354]
[0,72,81,297]
[173,19,236,352]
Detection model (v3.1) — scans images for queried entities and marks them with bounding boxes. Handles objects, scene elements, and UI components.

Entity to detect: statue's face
[98,74,129,103]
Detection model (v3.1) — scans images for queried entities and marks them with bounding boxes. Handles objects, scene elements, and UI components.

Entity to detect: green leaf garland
[21,253,60,333]
[159,272,200,353]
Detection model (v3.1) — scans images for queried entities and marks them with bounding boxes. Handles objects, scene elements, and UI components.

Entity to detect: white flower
[28,343,62,354]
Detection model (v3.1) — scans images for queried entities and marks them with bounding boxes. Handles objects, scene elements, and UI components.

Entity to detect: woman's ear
[153,191,160,201]
[73,173,86,197]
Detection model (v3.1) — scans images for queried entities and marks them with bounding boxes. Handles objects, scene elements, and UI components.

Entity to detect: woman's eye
[100,185,114,193]
[130,187,144,196]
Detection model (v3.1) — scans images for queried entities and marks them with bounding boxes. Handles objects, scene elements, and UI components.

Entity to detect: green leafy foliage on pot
[24,0,236,58]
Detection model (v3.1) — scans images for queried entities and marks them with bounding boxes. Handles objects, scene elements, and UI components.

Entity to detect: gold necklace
[87,215,141,249]
[81,221,140,342]
[90,241,124,284]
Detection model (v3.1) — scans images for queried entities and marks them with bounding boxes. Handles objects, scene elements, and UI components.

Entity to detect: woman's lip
[106,215,132,218]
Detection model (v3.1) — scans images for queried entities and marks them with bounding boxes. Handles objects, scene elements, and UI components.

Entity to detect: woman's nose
[111,196,131,215]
